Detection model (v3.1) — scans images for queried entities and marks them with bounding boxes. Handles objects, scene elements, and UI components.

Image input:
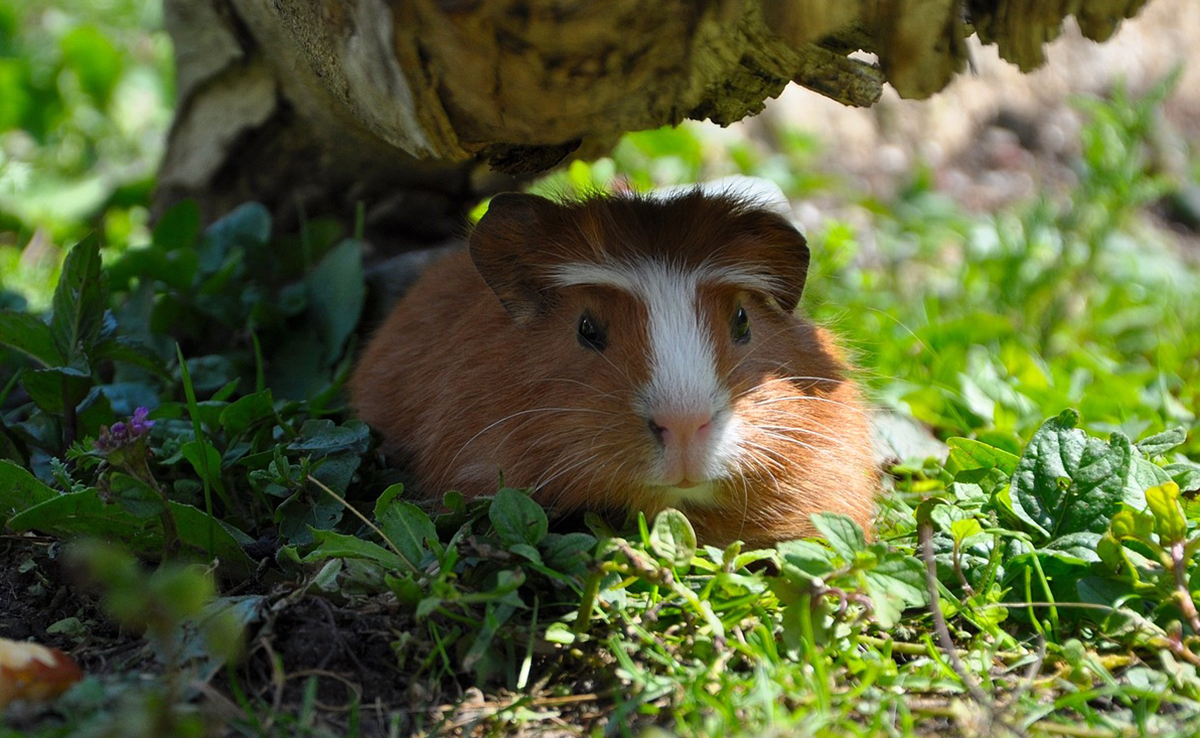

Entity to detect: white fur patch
[645,175,794,220]
[550,258,748,484]
[550,260,780,302]
[660,481,718,506]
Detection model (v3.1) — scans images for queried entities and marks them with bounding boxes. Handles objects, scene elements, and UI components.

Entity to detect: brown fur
[349,192,877,547]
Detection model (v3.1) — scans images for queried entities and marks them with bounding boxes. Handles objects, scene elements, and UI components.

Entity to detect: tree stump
[157,0,1150,245]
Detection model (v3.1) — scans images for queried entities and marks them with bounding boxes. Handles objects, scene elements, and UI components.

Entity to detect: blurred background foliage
[0,0,172,310]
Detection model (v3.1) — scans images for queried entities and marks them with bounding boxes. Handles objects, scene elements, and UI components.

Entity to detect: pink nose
[649,411,714,450]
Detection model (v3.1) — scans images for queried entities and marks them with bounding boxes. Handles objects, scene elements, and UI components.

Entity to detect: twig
[919,519,1028,738]
[61,379,77,450]
[307,475,424,578]
[952,540,976,596]
[1170,541,1200,633]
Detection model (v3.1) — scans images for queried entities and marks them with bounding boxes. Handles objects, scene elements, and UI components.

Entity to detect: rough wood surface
[156,0,1156,236]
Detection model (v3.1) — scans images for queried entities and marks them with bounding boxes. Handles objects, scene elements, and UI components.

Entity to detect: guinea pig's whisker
[748,410,866,447]
[524,419,624,465]
[751,429,828,458]
[535,377,624,400]
[737,440,788,471]
[535,454,600,495]
[720,323,803,381]
[447,406,618,469]
[535,435,628,494]
[755,374,844,387]
[742,393,869,417]
[754,423,849,449]
[497,415,622,471]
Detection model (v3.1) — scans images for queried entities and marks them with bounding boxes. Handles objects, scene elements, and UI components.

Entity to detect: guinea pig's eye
[577,312,607,352]
[732,305,751,344]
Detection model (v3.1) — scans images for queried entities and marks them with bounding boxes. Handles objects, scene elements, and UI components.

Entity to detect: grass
[3,7,1200,738]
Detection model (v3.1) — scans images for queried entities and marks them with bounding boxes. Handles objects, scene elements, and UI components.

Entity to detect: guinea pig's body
[349,191,876,546]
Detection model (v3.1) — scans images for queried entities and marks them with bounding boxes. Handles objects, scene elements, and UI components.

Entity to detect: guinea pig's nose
[648,411,714,449]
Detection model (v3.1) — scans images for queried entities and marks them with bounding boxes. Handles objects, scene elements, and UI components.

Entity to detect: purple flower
[129,406,155,435]
[95,407,155,453]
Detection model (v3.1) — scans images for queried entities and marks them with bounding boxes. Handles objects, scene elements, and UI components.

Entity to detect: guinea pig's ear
[468,193,560,322]
[747,211,811,314]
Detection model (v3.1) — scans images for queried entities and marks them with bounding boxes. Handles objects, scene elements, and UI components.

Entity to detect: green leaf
[0,460,58,525]
[21,364,92,416]
[489,488,548,548]
[1146,482,1187,543]
[1166,461,1200,493]
[385,574,423,605]
[377,497,435,571]
[219,389,275,436]
[6,490,256,578]
[946,437,1020,476]
[373,483,405,520]
[863,555,928,629]
[0,310,62,366]
[307,239,365,366]
[1135,427,1187,457]
[811,512,867,561]
[60,25,123,105]
[277,494,342,546]
[462,602,513,673]
[288,419,370,456]
[1125,456,1172,509]
[91,337,171,380]
[508,543,542,563]
[198,203,271,274]
[182,441,224,491]
[1009,410,1132,539]
[649,508,697,569]
[50,235,107,363]
[153,200,201,252]
[543,622,576,645]
[1109,509,1155,542]
[775,539,835,589]
[310,453,360,496]
[1041,532,1103,564]
[540,532,597,573]
[108,472,168,519]
[303,529,407,571]
[949,518,984,544]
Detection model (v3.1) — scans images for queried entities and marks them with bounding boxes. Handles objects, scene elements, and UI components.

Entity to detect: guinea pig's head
[468,190,853,519]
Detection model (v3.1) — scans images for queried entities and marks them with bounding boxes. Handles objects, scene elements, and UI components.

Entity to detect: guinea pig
[348,189,877,547]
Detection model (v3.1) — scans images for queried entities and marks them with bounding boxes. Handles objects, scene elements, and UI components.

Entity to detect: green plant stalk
[306,475,424,577]
[130,452,181,561]
[0,369,19,408]
[61,377,77,450]
[798,594,831,715]
[177,343,216,559]
[517,596,538,690]
[1022,566,1052,644]
[1029,551,1061,638]
[250,328,265,394]
[573,566,604,635]
[952,538,975,595]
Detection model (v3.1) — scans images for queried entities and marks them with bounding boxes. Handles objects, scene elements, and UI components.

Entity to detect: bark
[156,0,1152,244]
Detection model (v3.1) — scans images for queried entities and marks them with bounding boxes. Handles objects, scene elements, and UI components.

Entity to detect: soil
[0,535,112,652]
